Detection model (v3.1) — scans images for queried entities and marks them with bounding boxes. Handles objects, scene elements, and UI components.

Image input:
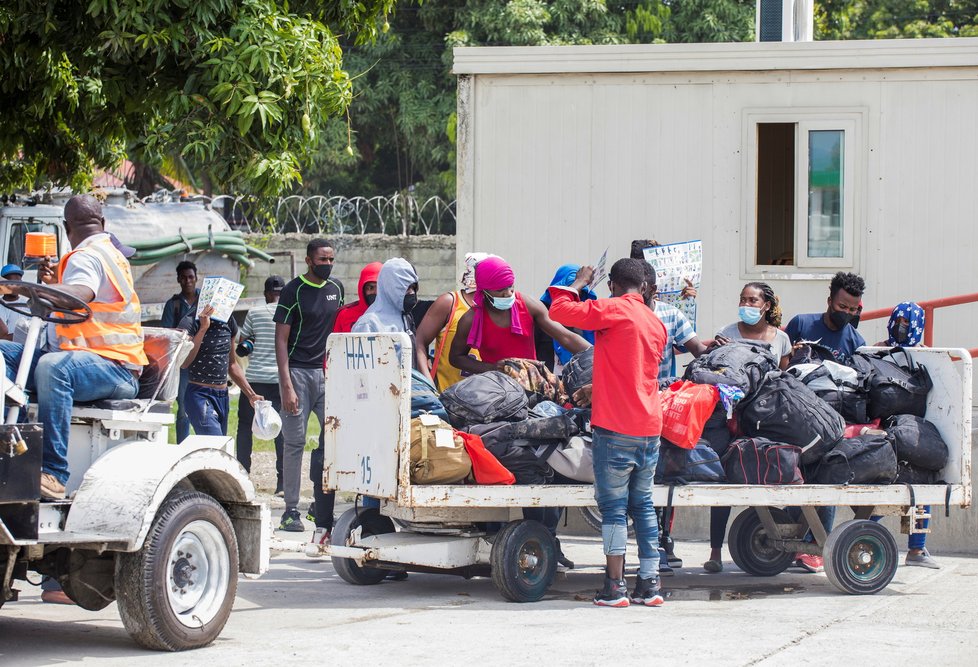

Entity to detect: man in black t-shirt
[274,238,344,533]
[179,305,262,436]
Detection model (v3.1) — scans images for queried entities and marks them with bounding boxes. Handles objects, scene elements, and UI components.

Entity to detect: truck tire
[115,492,238,651]
[490,520,556,603]
[824,519,898,595]
[331,507,395,586]
[728,508,795,577]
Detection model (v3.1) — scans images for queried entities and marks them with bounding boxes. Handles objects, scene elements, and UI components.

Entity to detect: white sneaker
[905,549,940,569]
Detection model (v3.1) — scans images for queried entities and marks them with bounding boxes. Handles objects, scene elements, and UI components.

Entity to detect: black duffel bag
[655,439,725,484]
[683,342,779,392]
[787,360,872,425]
[813,434,898,485]
[440,371,529,428]
[885,414,949,471]
[484,438,557,485]
[721,437,804,485]
[895,462,943,485]
[849,348,932,420]
[737,371,845,466]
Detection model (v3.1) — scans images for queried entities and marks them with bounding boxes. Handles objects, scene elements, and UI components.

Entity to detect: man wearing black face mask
[783,271,865,574]
[274,238,344,533]
[785,271,866,363]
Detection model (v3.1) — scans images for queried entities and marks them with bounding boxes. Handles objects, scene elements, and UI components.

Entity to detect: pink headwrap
[467,256,524,348]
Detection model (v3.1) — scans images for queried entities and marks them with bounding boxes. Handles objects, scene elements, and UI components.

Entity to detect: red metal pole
[923,305,935,347]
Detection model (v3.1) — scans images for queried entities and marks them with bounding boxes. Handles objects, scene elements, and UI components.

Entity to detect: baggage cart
[313,333,971,601]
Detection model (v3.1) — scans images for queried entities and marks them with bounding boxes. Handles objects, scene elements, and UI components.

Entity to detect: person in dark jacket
[161,260,199,442]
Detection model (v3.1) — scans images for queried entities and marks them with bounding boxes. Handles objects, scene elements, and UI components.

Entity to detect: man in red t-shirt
[549,258,668,608]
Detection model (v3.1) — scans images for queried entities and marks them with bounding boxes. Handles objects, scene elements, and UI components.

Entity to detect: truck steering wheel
[0,280,92,325]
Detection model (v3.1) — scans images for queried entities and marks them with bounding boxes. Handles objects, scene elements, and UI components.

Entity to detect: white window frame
[742,108,865,279]
[795,119,855,269]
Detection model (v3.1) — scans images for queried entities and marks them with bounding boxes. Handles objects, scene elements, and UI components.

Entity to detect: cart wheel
[490,520,556,603]
[331,507,395,586]
[579,506,635,538]
[823,520,898,595]
[728,508,795,577]
[115,492,238,651]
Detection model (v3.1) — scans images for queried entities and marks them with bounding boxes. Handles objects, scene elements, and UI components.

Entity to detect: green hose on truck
[127,230,274,268]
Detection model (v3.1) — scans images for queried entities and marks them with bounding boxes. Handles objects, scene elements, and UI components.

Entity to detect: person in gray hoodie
[353,257,432,381]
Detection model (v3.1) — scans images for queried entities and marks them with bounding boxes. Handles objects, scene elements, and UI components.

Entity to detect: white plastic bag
[252,400,282,440]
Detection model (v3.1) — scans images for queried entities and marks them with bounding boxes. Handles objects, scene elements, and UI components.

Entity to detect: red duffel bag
[660,381,720,450]
[455,431,516,485]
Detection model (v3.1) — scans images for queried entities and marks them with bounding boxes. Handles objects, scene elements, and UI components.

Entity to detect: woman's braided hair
[745,281,782,327]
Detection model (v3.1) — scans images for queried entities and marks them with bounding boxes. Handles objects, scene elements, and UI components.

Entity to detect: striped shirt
[653,300,697,379]
[240,302,278,384]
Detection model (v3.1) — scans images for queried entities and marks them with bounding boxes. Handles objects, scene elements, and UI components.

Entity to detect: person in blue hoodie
[536,264,597,371]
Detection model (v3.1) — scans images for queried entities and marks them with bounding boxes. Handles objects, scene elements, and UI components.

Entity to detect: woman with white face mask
[714,282,792,370]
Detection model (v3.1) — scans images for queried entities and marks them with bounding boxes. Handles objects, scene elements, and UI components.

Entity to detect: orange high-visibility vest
[56,236,148,367]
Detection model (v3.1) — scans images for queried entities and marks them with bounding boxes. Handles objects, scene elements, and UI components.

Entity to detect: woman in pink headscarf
[449,256,590,374]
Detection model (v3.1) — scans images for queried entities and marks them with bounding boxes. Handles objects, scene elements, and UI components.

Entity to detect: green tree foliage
[0,0,396,195]
[817,1,978,40]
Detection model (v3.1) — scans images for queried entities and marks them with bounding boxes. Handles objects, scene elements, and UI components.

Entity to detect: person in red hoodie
[549,258,668,608]
[331,262,383,335]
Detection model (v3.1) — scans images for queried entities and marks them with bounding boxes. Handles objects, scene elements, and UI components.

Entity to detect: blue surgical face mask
[486,292,515,310]
[739,306,763,325]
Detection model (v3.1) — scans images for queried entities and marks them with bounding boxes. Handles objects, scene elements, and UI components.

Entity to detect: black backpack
[440,371,529,428]
[849,348,932,420]
[655,439,725,484]
[813,434,898,485]
[561,347,594,404]
[885,414,949,472]
[683,342,779,392]
[736,371,845,465]
[721,437,804,485]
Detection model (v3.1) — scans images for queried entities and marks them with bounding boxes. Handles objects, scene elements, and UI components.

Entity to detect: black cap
[264,275,285,292]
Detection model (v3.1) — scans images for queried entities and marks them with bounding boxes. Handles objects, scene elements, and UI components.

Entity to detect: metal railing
[861,292,978,358]
[207,193,456,236]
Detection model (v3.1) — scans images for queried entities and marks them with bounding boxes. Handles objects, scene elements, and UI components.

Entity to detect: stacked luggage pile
[406,342,948,489]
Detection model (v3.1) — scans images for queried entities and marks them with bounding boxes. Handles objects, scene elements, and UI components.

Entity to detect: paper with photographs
[642,240,702,326]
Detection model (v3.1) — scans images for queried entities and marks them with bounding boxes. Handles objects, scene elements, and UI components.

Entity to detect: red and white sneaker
[795,553,824,573]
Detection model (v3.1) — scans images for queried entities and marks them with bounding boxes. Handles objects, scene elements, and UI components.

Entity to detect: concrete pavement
[1,530,974,665]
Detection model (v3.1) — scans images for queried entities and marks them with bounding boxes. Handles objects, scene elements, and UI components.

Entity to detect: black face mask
[312,263,332,281]
[850,313,861,329]
[402,292,418,314]
[894,322,910,343]
[364,293,377,306]
[829,310,852,329]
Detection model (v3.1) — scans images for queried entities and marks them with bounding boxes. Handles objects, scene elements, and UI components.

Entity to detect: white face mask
[486,292,516,310]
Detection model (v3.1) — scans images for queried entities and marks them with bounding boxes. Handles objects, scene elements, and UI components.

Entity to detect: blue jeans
[788,506,837,543]
[185,383,229,436]
[0,342,138,485]
[592,427,660,578]
[871,507,928,550]
[175,369,190,443]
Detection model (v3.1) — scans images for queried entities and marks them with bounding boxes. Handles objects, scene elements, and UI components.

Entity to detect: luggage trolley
[314,333,972,601]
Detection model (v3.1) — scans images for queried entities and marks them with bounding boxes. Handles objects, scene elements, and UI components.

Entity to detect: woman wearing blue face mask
[714,282,792,370]
[702,281,791,574]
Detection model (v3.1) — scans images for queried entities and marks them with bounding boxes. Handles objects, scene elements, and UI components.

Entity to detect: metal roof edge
[453,38,978,75]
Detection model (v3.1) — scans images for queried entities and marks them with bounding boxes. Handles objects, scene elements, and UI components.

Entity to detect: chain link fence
[207,193,456,236]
